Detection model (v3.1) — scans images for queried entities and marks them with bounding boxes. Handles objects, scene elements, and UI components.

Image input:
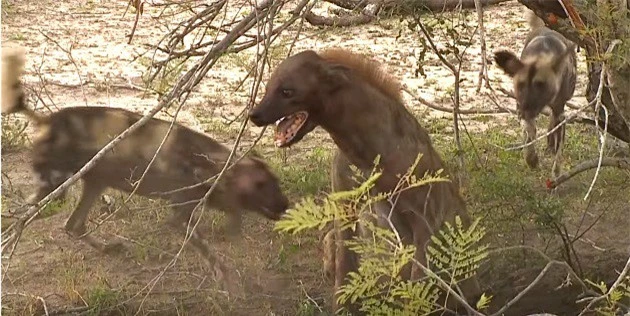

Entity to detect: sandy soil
[1,0,628,315]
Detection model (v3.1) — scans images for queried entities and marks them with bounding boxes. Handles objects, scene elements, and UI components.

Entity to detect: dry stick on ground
[549,157,630,189]
[304,0,383,27]
[402,85,512,114]
[577,254,630,316]
[3,292,50,316]
[125,0,145,44]
[486,245,598,316]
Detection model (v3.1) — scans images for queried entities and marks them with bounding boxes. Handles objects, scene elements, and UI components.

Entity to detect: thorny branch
[128,1,313,308]
[411,11,473,185]
[1,0,314,281]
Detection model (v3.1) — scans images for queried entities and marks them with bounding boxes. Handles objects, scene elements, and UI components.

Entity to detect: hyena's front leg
[522,118,539,168]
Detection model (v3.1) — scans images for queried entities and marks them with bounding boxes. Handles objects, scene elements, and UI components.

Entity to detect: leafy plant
[275,153,489,315]
[1,114,29,152]
[584,277,630,316]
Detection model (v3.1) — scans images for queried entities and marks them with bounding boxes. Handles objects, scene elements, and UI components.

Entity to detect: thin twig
[583,39,622,200]
[473,0,491,91]
[38,31,88,106]
[548,157,630,189]
[577,254,630,315]
[402,86,511,115]
[487,245,598,316]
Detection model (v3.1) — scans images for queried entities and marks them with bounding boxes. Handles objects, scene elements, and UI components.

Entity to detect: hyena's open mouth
[274,111,308,147]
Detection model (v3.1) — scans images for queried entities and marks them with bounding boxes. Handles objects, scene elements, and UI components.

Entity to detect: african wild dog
[494,10,577,178]
[1,48,289,287]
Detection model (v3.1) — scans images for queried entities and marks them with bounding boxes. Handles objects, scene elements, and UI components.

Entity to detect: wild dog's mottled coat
[494,10,577,177]
[1,49,289,282]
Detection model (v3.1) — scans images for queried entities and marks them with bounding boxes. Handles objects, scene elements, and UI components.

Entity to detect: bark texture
[305,0,511,26]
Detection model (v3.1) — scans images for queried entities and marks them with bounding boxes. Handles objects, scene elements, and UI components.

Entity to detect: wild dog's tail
[526,9,545,31]
[2,46,46,124]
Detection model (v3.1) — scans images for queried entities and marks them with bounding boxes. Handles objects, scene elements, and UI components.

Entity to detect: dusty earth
[1,0,629,315]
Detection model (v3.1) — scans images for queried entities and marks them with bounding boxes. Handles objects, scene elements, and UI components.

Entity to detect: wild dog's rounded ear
[493,50,524,77]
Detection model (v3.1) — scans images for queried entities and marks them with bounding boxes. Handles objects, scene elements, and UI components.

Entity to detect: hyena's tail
[2,46,46,124]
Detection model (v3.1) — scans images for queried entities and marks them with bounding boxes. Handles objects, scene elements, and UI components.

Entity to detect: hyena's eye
[280,88,294,98]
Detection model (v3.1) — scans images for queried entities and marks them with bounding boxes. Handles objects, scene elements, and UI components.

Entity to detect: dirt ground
[2,0,629,315]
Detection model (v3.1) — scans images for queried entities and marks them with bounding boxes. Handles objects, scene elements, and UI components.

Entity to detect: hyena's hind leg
[522,118,539,169]
[64,177,125,254]
[547,110,566,178]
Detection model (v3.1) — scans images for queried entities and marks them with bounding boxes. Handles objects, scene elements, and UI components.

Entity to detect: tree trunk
[519,0,630,143]
[305,0,511,26]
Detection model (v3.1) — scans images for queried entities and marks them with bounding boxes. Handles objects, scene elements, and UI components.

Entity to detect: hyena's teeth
[275,117,286,126]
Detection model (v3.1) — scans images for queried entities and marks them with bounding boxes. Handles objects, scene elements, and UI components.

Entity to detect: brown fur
[319,48,404,104]
[249,48,482,314]
[494,10,577,177]
[3,49,289,290]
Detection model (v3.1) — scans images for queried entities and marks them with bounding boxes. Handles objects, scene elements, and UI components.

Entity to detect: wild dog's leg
[169,196,239,294]
[548,109,566,178]
[522,118,539,168]
[224,210,243,238]
[64,178,123,253]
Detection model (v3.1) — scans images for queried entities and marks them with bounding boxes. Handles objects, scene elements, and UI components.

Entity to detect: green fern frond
[426,216,488,282]
[274,197,337,234]
[475,293,492,310]
[329,171,382,202]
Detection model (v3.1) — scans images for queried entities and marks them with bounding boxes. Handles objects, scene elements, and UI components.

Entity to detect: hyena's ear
[319,62,350,92]
[494,50,524,77]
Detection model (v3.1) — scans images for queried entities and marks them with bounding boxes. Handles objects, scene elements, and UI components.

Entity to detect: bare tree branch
[548,157,630,189]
